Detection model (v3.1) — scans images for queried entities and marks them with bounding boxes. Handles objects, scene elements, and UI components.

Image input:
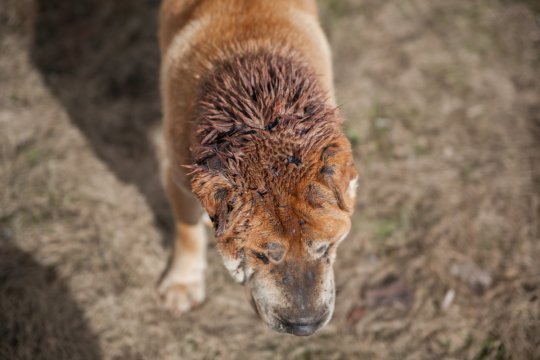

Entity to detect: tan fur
[159,0,357,336]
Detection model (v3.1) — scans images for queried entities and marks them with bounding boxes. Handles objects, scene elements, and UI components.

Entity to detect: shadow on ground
[30,0,172,243]
[0,243,102,360]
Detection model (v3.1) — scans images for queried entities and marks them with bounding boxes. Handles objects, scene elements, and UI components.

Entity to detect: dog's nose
[278,316,326,336]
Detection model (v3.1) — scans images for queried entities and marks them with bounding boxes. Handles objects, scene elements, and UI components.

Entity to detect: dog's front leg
[159,168,207,315]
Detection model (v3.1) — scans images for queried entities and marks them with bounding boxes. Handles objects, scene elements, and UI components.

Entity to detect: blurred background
[1,0,539,359]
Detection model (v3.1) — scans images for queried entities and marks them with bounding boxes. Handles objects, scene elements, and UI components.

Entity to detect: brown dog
[158,0,357,336]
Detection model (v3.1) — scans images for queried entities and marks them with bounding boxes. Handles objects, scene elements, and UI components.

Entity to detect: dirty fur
[189,51,355,241]
[191,51,341,188]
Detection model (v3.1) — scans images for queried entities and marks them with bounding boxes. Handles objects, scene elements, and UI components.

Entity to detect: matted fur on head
[188,50,356,243]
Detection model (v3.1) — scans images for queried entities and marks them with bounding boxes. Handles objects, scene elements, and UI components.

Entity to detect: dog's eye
[252,251,269,265]
[263,242,285,263]
[316,244,329,254]
[267,248,284,262]
[308,242,332,259]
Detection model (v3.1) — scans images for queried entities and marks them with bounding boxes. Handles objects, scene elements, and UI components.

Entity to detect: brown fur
[191,51,352,223]
[159,0,357,336]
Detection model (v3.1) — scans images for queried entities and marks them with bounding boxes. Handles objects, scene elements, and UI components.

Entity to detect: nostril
[281,319,322,336]
[278,315,327,336]
[287,323,316,336]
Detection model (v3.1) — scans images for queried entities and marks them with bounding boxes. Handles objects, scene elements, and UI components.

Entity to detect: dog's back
[160,0,335,170]
[159,0,333,92]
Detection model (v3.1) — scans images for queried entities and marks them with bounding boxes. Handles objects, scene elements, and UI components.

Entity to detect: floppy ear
[190,167,234,236]
[190,165,251,283]
[317,137,358,212]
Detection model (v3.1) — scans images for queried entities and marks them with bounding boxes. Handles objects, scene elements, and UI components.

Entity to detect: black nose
[279,316,326,336]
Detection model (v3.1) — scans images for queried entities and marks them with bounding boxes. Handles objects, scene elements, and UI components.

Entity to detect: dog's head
[191,132,356,335]
[189,52,357,335]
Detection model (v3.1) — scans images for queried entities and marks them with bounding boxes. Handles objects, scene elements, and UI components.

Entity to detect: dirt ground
[1,0,539,359]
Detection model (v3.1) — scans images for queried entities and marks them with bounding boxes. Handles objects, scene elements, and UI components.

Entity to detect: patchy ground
[1,0,539,359]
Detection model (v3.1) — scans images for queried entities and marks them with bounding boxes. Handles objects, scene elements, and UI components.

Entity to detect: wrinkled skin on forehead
[189,51,357,335]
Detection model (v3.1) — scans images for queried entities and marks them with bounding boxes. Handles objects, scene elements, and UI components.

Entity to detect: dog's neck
[190,50,342,193]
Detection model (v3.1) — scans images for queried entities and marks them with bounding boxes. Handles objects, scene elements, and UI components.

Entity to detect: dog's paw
[158,272,205,316]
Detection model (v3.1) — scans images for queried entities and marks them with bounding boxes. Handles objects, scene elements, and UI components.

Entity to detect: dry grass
[1,0,539,359]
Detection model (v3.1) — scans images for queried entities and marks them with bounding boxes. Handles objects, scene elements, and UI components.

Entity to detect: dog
[158,0,357,336]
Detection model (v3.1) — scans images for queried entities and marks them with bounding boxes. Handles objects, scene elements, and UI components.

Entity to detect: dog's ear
[317,137,358,212]
[190,167,234,236]
[190,165,249,283]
